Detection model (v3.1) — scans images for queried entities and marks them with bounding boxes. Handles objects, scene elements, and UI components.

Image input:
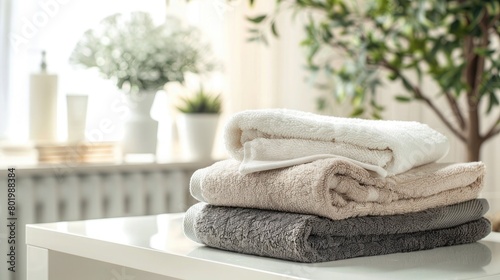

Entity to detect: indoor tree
[244,0,500,161]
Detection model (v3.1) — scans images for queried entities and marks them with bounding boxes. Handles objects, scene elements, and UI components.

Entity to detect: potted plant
[69,12,213,155]
[176,88,222,160]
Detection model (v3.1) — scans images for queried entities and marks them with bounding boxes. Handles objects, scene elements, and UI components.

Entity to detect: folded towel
[224,109,449,176]
[190,159,484,220]
[184,199,489,242]
[184,203,491,262]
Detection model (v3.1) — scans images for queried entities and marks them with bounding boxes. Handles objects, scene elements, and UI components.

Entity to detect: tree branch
[482,112,500,140]
[444,91,466,129]
[380,60,467,142]
[413,88,467,142]
[487,127,500,139]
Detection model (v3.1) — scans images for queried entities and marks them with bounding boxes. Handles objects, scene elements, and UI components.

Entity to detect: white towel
[224,109,449,176]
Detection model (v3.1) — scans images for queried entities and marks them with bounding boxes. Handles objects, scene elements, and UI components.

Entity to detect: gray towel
[184,202,491,263]
[185,199,489,240]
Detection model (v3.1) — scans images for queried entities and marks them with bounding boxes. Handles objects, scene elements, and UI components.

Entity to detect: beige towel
[190,159,484,220]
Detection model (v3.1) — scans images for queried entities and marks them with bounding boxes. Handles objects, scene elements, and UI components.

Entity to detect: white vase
[123,92,159,155]
[66,95,88,143]
[177,114,219,160]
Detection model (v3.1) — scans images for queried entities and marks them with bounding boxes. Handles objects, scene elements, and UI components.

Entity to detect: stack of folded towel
[183,109,491,263]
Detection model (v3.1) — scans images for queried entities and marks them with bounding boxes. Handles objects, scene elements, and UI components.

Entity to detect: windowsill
[0,156,220,176]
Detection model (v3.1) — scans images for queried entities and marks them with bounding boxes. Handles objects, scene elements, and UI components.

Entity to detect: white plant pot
[177,114,219,160]
[123,92,159,155]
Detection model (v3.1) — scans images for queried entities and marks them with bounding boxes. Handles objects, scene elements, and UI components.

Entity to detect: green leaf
[246,37,260,42]
[247,15,267,23]
[387,72,398,81]
[474,47,495,57]
[306,64,320,71]
[372,111,382,120]
[300,38,315,46]
[449,19,461,34]
[487,92,499,114]
[352,95,363,107]
[395,95,412,102]
[308,44,320,63]
[176,88,222,114]
[400,77,414,91]
[271,22,279,37]
[350,107,364,117]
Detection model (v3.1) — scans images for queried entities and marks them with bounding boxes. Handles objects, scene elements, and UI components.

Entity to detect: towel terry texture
[184,203,491,263]
[190,158,485,220]
[224,109,449,176]
[184,199,489,242]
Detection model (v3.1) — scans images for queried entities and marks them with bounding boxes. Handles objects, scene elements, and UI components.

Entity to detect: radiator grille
[0,165,201,280]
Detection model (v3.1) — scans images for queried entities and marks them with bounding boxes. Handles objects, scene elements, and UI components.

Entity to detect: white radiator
[0,161,208,280]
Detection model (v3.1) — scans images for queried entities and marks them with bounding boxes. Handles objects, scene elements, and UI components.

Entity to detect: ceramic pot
[177,113,219,160]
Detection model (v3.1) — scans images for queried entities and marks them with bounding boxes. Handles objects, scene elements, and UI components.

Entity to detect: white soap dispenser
[29,50,58,142]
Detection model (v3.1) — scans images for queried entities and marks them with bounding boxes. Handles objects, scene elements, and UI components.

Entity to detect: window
[3,0,170,141]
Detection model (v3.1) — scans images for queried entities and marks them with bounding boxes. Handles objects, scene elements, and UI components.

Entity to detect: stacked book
[36,142,120,164]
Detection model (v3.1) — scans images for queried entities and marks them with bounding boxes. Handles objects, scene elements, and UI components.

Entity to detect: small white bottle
[29,51,58,143]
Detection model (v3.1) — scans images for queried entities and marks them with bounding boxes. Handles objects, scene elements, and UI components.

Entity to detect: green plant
[245,0,500,162]
[177,88,222,114]
[70,12,214,93]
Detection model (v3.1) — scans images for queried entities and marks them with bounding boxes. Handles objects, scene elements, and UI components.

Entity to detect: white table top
[26,214,500,280]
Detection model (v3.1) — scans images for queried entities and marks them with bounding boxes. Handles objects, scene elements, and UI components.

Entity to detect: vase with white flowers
[70,12,214,155]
